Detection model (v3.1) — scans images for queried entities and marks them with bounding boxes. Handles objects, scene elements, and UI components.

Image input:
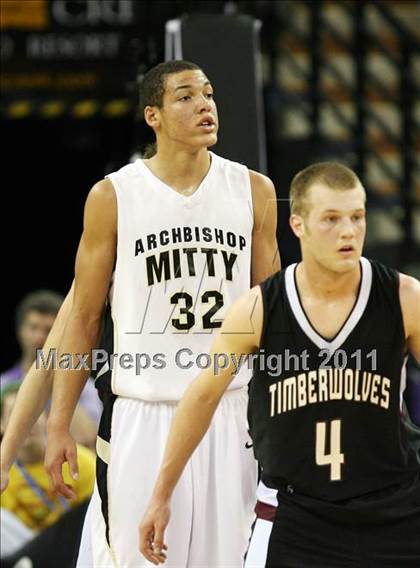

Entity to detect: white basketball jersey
[106,152,254,400]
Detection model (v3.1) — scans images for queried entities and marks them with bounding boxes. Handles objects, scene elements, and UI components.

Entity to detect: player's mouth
[338,245,355,256]
[198,116,216,132]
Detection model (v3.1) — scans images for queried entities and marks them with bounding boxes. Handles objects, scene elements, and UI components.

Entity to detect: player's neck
[144,147,211,194]
[297,258,361,301]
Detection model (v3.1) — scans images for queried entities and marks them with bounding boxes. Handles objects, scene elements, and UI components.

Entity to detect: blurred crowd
[0,290,102,568]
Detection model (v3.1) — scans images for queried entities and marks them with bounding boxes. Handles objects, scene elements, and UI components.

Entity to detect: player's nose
[197,95,213,113]
[339,217,356,238]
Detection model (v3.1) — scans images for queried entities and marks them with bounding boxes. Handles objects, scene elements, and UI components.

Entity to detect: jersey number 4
[170,291,224,330]
[315,420,344,481]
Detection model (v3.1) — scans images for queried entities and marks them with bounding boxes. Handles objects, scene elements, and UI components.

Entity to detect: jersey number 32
[170,291,224,330]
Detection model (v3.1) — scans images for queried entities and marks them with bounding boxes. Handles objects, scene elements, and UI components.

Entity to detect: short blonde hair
[290,162,362,216]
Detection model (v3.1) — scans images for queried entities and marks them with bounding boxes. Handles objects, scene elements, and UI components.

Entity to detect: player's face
[152,69,218,149]
[18,310,56,360]
[296,183,366,273]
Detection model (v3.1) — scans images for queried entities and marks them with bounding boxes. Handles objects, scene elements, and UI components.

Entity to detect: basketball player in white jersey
[44,60,279,567]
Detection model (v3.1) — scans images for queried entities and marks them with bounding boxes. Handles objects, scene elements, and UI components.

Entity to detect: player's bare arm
[139,286,264,565]
[249,170,280,285]
[0,285,74,492]
[45,178,116,498]
[400,273,420,362]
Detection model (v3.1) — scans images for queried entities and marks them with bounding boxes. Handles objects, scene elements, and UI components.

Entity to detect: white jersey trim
[285,257,372,352]
[256,480,278,507]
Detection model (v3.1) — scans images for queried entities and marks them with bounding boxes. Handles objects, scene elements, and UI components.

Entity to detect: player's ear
[289,213,305,238]
[144,105,160,129]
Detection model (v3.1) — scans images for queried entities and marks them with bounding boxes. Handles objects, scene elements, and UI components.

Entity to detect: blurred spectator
[1,290,63,386]
[1,289,102,450]
[0,383,95,527]
[1,382,95,563]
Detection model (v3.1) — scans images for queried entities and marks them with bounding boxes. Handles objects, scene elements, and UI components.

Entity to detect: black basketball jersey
[248,257,420,503]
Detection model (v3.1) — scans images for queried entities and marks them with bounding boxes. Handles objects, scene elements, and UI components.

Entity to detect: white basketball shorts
[77,387,257,567]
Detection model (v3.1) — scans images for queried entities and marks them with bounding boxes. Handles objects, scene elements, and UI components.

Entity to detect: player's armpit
[399,273,420,363]
[249,170,280,286]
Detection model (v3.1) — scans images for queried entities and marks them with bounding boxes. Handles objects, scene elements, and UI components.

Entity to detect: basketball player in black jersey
[140,161,420,567]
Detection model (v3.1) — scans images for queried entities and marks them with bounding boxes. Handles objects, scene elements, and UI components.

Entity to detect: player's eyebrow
[321,208,365,213]
[174,81,211,91]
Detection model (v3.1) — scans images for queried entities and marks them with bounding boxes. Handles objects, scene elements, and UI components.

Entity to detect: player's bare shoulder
[248,170,277,229]
[248,170,277,205]
[84,178,117,235]
[399,272,420,338]
[221,285,263,350]
[88,178,116,206]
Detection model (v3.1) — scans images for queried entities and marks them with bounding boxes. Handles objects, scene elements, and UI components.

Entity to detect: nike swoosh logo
[245,442,253,449]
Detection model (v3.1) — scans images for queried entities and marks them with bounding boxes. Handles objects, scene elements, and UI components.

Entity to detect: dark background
[2,116,135,363]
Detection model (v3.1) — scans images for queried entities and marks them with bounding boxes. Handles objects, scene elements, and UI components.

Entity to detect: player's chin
[203,132,218,147]
[334,256,360,272]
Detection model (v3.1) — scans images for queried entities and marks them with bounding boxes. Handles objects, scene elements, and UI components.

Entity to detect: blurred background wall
[1,0,419,369]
